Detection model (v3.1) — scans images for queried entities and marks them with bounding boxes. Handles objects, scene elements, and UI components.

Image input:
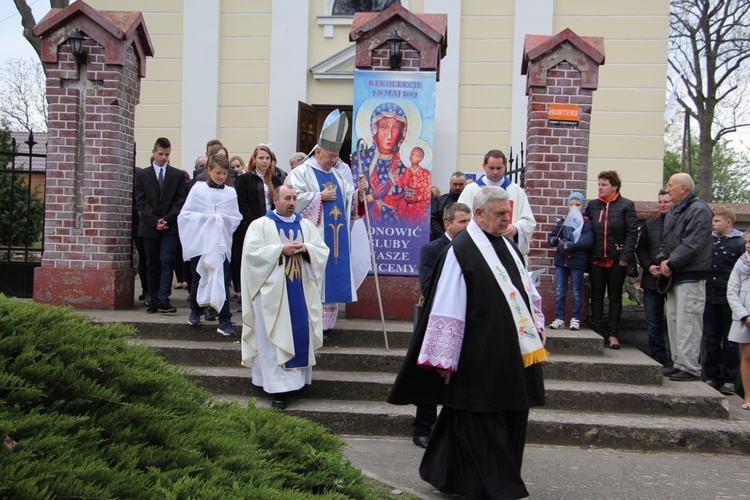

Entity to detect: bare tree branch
[0,59,48,133]
[13,0,40,60]
[668,0,750,202]
[12,0,71,62]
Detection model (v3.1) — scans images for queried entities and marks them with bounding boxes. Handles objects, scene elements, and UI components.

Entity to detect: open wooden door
[297,102,317,156]
[296,102,353,164]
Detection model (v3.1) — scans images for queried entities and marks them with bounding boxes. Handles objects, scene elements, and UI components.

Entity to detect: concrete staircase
[128,316,750,454]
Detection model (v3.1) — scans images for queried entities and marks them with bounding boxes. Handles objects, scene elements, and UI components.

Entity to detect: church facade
[83,0,670,202]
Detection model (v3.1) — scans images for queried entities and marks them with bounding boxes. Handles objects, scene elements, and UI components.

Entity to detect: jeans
[702,301,739,383]
[643,288,668,364]
[190,256,232,323]
[142,233,179,305]
[588,264,627,338]
[554,266,585,320]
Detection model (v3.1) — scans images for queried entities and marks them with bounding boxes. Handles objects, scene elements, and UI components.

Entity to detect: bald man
[657,173,713,382]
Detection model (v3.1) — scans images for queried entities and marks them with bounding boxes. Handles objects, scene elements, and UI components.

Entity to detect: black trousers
[588,264,627,338]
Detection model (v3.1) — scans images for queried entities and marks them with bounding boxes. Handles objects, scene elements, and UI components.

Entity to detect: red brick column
[347,3,446,320]
[522,30,605,321]
[32,3,153,309]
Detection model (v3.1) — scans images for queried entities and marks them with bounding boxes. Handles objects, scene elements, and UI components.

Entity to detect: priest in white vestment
[458,149,535,256]
[240,185,330,409]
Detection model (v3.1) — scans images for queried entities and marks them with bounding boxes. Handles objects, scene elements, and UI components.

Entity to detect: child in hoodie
[703,206,746,395]
[547,192,594,331]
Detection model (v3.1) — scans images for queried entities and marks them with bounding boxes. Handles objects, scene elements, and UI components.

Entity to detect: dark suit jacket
[133,165,186,238]
[636,214,665,291]
[418,234,450,296]
[235,172,282,242]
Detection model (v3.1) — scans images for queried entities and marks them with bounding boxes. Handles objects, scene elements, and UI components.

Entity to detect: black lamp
[69,30,87,65]
[387,31,403,69]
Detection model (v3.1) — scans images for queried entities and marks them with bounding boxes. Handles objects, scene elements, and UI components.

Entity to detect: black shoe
[705,379,721,390]
[146,304,158,314]
[158,301,177,314]
[204,309,217,322]
[271,393,288,410]
[669,370,700,382]
[719,382,736,395]
[662,366,680,377]
[413,435,430,449]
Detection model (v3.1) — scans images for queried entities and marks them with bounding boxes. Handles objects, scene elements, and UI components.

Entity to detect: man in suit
[134,137,187,314]
[636,188,673,365]
[412,202,471,448]
[430,171,466,241]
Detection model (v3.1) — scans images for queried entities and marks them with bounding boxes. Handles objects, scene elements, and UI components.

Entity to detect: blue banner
[351,70,437,276]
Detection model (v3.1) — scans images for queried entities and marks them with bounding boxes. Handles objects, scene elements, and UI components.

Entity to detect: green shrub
[0,296,381,498]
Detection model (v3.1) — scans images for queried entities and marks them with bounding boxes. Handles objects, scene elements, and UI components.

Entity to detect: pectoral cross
[61,64,103,229]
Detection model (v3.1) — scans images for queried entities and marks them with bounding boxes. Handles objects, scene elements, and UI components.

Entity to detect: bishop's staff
[356,137,390,351]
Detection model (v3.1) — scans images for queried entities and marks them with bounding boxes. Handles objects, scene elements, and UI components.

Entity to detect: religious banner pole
[357,137,390,350]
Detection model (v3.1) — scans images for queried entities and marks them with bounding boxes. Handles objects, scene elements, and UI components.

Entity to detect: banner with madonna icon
[351,70,437,277]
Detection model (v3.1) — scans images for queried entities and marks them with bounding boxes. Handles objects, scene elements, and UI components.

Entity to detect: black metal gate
[507,142,526,188]
[0,131,46,298]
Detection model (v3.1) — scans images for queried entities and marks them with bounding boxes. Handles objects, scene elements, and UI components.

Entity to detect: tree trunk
[13,0,41,60]
[698,122,715,202]
[13,1,72,62]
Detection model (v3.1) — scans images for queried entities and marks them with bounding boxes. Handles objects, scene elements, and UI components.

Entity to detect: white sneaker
[569,318,580,331]
[549,319,565,330]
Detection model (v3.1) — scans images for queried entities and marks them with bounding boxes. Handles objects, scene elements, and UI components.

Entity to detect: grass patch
[0,295,391,498]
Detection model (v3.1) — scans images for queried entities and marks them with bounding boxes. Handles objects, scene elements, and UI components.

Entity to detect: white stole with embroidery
[417,220,548,371]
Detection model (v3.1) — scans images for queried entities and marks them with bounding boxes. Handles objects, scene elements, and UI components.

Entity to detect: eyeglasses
[318,149,339,160]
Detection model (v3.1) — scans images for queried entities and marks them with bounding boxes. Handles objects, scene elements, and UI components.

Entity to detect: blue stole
[476,175,511,190]
[312,169,353,303]
[265,210,310,369]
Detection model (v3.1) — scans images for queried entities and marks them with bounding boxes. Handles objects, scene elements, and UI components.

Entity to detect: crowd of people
[400,154,748,496]
[134,133,750,498]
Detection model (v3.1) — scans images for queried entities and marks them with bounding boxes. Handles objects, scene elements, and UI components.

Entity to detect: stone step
[126,318,605,357]
[528,408,750,454]
[142,339,654,385]
[213,396,750,455]
[545,347,663,386]
[544,379,728,419]
[186,366,727,419]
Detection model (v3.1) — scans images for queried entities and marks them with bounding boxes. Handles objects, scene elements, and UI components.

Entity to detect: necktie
[158,168,164,190]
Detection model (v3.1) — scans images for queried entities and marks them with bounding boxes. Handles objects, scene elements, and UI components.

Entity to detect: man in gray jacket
[658,173,713,381]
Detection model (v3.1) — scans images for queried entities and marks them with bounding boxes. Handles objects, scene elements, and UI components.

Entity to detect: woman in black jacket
[234,145,283,294]
[585,171,639,349]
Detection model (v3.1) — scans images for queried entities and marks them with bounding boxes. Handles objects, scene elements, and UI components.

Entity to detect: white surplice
[178,182,242,312]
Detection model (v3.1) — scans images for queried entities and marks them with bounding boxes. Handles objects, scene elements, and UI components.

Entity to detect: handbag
[627,260,640,278]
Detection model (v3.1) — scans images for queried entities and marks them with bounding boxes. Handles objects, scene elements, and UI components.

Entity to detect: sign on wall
[548,104,580,127]
[351,70,437,276]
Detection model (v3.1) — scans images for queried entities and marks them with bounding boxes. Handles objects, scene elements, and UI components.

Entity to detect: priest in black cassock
[388,186,548,499]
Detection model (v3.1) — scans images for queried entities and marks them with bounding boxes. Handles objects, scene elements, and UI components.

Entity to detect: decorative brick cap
[522,28,604,75]
[33,0,154,77]
[349,2,447,52]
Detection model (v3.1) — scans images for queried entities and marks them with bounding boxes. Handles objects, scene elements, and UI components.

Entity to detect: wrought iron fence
[0,131,46,297]
[506,142,526,188]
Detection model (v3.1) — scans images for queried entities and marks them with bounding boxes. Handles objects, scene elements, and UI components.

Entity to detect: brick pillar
[347,3,447,320]
[32,2,153,309]
[522,30,605,321]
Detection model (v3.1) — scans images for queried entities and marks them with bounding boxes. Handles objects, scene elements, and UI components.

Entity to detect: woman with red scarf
[585,171,638,349]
